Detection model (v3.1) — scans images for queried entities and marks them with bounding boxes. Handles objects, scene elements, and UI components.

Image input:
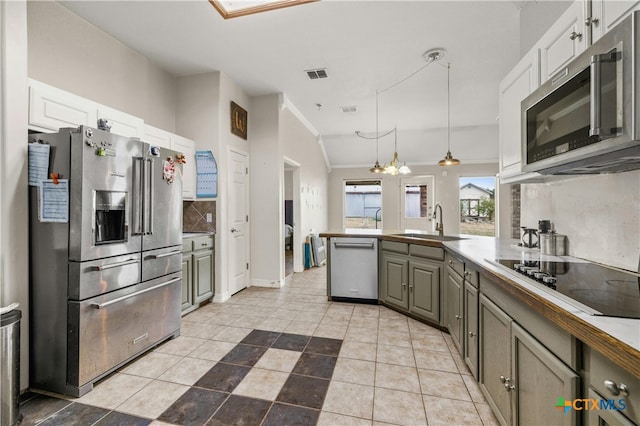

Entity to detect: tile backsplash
[521,170,640,271]
[183,200,216,233]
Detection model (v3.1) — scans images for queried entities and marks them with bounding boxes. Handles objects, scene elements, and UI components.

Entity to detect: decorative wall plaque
[230,101,248,140]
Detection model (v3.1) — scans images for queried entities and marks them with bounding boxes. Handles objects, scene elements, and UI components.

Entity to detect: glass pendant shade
[398,163,411,174]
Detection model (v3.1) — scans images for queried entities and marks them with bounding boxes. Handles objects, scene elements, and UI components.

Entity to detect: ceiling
[59,0,524,169]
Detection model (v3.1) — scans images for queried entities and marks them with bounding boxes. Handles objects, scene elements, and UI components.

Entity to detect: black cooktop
[494,259,640,319]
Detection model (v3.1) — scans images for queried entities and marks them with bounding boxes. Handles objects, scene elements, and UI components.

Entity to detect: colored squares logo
[555,397,572,414]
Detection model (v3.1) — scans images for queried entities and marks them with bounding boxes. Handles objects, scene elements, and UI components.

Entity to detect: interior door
[228,149,249,295]
[400,176,435,231]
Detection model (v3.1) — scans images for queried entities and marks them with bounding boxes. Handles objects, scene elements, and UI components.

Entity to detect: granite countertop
[320,230,640,378]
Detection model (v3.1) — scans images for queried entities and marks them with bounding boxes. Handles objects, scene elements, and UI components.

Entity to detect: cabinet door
[591,0,640,42]
[538,1,587,84]
[28,79,97,132]
[511,323,579,426]
[463,282,479,379]
[498,49,542,184]
[444,267,463,355]
[181,254,193,311]
[96,105,144,138]
[143,124,172,149]
[171,135,196,200]
[479,294,512,426]
[408,259,440,323]
[193,249,214,304]
[380,252,408,311]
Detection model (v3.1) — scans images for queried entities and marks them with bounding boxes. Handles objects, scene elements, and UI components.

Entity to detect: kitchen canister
[540,231,566,256]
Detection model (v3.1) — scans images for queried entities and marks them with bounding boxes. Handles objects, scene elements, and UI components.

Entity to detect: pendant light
[438,62,461,166]
[369,91,385,173]
[383,127,411,175]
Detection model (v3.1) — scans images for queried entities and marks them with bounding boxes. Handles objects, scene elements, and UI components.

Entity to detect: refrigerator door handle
[146,158,154,235]
[131,157,144,235]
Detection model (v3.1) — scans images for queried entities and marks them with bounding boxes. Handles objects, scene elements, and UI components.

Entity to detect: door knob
[231,228,238,233]
[569,31,582,41]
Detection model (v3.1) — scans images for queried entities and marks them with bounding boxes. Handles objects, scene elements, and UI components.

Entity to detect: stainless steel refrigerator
[29,126,183,397]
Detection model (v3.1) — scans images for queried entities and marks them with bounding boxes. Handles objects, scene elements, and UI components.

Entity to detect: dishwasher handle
[333,241,375,249]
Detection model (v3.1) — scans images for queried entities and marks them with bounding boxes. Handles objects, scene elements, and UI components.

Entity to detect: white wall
[27,1,176,130]
[280,107,329,260]
[1,0,29,391]
[328,163,506,236]
[176,71,251,301]
[521,171,640,271]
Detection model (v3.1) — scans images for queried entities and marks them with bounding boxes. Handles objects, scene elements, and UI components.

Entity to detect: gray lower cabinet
[479,293,579,426]
[182,234,214,314]
[463,281,479,378]
[444,263,463,353]
[379,241,443,324]
[585,346,639,425]
[380,250,409,311]
[408,259,440,323]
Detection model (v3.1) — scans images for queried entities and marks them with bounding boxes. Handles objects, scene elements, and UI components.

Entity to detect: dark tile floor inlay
[276,374,330,410]
[304,336,342,356]
[219,344,269,366]
[292,353,337,379]
[158,387,228,426]
[240,329,281,347]
[262,402,320,426]
[38,402,110,426]
[208,394,272,426]
[272,333,311,351]
[194,362,251,393]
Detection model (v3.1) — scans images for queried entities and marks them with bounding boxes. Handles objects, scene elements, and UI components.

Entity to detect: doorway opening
[344,180,382,229]
[459,176,496,236]
[283,157,301,278]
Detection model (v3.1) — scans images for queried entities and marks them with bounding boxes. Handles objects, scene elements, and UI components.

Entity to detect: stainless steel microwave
[521,11,640,175]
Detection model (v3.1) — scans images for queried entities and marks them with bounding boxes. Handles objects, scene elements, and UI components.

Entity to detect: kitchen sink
[391,233,465,242]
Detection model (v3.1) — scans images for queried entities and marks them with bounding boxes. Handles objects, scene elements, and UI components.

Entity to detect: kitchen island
[321,229,640,425]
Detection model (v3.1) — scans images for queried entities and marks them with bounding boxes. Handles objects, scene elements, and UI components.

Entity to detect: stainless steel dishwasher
[329,237,378,303]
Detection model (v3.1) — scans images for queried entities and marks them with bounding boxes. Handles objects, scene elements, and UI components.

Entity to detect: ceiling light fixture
[438,62,461,166]
[209,0,318,19]
[383,127,411,175]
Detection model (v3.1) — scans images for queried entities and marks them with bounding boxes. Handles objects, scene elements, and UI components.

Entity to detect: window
[459,177,495,236]
[404,184,428,218]
[344,180,382,229]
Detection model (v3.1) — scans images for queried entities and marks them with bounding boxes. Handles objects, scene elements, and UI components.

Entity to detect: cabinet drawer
[380,240,408,255]
[191,235,214,251]
[588,348,639,424]
[410,244,444,261]
[445,251,464,278]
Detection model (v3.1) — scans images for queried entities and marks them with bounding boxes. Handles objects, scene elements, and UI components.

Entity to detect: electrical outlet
[206,213,212,223]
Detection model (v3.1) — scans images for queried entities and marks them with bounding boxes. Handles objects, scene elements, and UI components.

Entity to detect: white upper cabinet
[498,49,543,183]
[170,134,196,200]
[590,0,640,42]
[143,124,172,149]
[538,1,588,84]
[28,79,97,132]
[29,79,144,139]
[96,105,144,139]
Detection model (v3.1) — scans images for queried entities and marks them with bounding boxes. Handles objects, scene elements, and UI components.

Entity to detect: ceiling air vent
[305,68,328,80]
[340,106,358,113]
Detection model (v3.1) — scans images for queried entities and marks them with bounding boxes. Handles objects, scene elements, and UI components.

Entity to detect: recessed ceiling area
[209,0,318,19]
[58,1,523,168]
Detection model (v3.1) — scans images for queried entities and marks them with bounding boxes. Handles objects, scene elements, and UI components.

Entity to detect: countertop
[320,230,640,378]
[182,231,215,238]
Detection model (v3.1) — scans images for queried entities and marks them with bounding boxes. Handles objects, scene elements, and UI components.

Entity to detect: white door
[228,149,249,295]
[400,175,435,231]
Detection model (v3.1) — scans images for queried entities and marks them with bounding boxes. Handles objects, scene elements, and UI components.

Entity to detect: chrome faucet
[433,203,444,237]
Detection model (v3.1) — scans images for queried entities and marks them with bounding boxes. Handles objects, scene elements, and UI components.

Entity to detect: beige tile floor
[25,266,500,425]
